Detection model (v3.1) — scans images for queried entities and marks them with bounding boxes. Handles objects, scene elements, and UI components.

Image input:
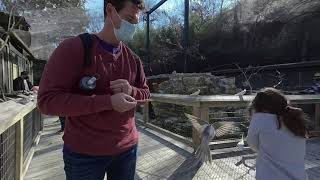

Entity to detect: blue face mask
[114,19,136,42]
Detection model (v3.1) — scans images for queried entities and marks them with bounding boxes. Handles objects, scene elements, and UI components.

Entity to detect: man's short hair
[21,71,29,76]
[104,0,145,18]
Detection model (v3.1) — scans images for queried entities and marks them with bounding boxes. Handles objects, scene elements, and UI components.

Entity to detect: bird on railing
[190,89,201,96]
[185,113,247,164]
[235,89,247,96]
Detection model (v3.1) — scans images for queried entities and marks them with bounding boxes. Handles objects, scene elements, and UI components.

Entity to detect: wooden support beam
[192,106,210,152]
[192,106,209,122]
[192,107,201,152]
[200,107,209,122]
[23,132,41,177]
[15,119,24,180]
[143,102,150,124]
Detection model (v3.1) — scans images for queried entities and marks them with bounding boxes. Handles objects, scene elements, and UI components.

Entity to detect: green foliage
[1,0,85,11]
[130,0,320,75]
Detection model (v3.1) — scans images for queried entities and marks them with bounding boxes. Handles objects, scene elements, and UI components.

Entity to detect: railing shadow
[167,157,202,180]
[33,143,64,157]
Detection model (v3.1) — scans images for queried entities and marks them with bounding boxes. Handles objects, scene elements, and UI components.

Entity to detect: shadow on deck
[25,117,320,180]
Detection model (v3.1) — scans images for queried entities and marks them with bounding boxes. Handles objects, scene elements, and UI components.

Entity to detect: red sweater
[37,36,150,155]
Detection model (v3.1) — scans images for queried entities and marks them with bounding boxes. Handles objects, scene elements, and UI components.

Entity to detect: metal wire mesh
[0,108,42,180]
[147,102,249,140]
[23,109,42,162]
[23,111,33,162]
[209,107,249,140]
[0,125,16,180]
[32,109,42,138]
[148,102,193,138]
[0,50,4,88]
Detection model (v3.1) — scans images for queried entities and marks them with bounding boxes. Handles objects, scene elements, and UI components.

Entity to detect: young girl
[247,88,308,180]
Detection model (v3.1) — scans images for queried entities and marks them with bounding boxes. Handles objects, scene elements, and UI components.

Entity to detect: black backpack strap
[79,33,93,67]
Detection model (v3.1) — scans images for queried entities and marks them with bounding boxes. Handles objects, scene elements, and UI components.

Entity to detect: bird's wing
[185,114,202,131]
[185,113,208,132]
[185,113,209,125]
[213,122,243,138]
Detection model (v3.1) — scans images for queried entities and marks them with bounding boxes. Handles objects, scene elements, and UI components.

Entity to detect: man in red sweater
[37,0,149,179]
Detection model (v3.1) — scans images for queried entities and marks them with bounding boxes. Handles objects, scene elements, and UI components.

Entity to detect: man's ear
[108,3,121,29]
[107,3,121,29]
[106,3,113,16]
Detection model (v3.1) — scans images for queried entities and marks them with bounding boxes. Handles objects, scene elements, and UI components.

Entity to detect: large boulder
[156,73,237,95]
[149,73,244,138]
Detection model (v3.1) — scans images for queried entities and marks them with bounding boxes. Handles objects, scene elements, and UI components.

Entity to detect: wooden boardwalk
[25,116,320,180]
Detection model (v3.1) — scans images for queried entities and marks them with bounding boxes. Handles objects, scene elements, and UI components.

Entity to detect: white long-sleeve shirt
[247,113,307,180]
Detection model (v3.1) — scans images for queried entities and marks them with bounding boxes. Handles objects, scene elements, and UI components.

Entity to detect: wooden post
[192,106,200,118]
[192,106,209,121]
[15,119,24,180]
[192,106,210,152]
[143,102,150,125]
[315,104,320,130]
[200,107,210,122]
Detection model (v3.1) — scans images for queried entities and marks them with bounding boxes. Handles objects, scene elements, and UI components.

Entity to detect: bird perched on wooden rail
[190,89,201,96]
[235,89,247,96]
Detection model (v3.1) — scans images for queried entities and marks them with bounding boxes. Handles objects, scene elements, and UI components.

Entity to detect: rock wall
[155,73,237,95]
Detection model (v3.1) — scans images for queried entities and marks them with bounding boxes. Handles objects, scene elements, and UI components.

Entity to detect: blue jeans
[63,144,137,180]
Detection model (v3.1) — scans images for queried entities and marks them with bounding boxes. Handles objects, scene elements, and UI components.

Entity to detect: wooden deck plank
[25,116,320,180]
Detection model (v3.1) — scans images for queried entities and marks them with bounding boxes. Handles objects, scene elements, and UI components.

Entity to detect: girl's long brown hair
[250,88,307,137]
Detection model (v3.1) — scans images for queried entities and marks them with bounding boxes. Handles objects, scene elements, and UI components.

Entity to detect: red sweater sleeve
[131,58,150,100]
[37,38,113,116]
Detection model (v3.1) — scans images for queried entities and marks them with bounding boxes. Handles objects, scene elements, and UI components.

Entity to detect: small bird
[185,114,215,164]
[190,89,201,96]
[235,89,247,96]
[237,134,245,150]
[185,114,245,164]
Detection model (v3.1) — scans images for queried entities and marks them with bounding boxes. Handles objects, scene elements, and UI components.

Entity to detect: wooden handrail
[0,100,38,180]
[144,93,320,152]
[0,100,36,134]
[151,93,320,107]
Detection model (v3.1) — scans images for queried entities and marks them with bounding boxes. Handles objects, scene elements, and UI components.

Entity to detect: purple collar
[94,35,120,54]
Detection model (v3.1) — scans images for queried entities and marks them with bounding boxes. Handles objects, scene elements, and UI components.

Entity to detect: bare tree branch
[234,63,253,93]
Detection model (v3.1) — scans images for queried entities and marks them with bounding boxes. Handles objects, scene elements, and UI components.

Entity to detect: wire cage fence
[0,125,16,180]
[23,109,42,162]
[146,102,249,140]
[0,108,42,180]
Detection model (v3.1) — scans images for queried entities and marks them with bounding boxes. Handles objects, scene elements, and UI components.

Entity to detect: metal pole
[148,0,169,14]
[146,14,150,74]
[144,0,169,74]
[184,0,190,73]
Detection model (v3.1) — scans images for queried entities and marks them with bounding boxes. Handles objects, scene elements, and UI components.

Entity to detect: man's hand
[110,79,133,95]
[32,86,39,93]
[111,93,137,112]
